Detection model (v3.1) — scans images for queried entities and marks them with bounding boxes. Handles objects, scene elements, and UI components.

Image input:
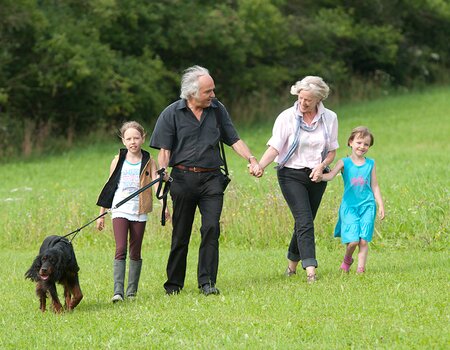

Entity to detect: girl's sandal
[340,256,354,272]
[356,267,365,274]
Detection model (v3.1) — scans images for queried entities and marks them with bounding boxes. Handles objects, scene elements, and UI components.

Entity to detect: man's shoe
[200,283,220,296]
[165,288,181,296]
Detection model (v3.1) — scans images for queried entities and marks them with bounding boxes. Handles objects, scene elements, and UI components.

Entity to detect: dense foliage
[1,0,449,157]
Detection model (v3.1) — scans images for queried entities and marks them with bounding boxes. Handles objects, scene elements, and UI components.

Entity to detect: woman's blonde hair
[347,126,374,146]
[290,76,330,100]
[119,121,146,138]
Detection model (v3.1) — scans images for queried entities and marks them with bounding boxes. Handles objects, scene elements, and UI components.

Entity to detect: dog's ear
[53,253,65,281]
[25,255,42,281]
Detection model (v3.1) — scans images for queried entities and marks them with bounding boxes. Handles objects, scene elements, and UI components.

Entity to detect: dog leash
[63,168,172,242]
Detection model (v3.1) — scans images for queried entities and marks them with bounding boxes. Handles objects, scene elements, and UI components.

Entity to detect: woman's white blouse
[267,102,339,169]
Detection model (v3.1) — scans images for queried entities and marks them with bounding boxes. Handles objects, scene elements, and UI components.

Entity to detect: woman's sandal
[306,274,317,284]
[285,266,297,277]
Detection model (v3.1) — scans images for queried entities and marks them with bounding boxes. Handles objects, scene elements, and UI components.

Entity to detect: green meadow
[1,87,449,349]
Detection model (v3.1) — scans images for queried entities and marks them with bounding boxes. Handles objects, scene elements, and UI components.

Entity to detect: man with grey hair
[150,65,260,296]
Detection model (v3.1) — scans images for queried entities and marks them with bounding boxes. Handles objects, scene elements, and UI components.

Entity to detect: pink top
[267,102,339,169]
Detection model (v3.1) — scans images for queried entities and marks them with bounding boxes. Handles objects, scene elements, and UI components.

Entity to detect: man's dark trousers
[164,168,224,293]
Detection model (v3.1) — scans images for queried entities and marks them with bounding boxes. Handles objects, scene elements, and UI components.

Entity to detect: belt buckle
[193,167,200,173]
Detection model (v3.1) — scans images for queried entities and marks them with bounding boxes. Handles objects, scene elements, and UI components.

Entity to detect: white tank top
[111,160,147,222]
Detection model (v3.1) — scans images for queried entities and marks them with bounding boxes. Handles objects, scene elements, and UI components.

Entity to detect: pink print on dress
[351,176,367,186]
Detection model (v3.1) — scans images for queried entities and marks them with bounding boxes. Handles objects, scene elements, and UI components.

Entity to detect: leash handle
[155,168,172,200]
[155,168,172,226]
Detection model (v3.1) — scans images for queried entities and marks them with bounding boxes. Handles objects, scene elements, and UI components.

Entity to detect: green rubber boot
[126,259,142,299]
[112,259,126,303]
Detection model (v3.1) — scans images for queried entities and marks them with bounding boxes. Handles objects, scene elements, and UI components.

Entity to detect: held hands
[248,162,264,178]
[246,155,264,178]
[309,165,324,183]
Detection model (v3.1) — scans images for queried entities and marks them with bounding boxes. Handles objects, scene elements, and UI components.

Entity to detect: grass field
[2,248,448,349]
[0,87,449,349]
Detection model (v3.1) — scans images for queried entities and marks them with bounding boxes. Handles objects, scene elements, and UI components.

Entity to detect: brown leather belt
[174,165,219,173]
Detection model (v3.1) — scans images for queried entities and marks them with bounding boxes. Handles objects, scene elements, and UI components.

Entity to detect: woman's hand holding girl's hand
[310,166,323,182]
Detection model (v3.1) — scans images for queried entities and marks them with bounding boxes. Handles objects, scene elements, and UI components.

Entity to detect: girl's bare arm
[322,159,344,182]
[371,162,385,220]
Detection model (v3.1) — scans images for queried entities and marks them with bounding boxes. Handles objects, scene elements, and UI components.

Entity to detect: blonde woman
[252,76,339,283]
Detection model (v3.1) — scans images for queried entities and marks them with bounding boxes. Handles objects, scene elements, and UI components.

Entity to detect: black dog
[25,235,83,312]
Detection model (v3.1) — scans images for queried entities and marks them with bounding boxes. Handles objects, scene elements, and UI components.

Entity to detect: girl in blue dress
[322,126,385,273]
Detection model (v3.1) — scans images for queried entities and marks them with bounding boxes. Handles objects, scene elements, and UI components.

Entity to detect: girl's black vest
[96,148,151,209]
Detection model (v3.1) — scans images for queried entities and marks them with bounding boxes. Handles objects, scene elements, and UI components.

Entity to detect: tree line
[0,0,449,157]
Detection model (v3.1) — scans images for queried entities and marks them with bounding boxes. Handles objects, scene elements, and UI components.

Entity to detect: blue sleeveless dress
[334,157,376,243]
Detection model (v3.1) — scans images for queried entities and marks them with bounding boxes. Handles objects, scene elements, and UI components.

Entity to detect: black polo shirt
[149,99,240,168]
